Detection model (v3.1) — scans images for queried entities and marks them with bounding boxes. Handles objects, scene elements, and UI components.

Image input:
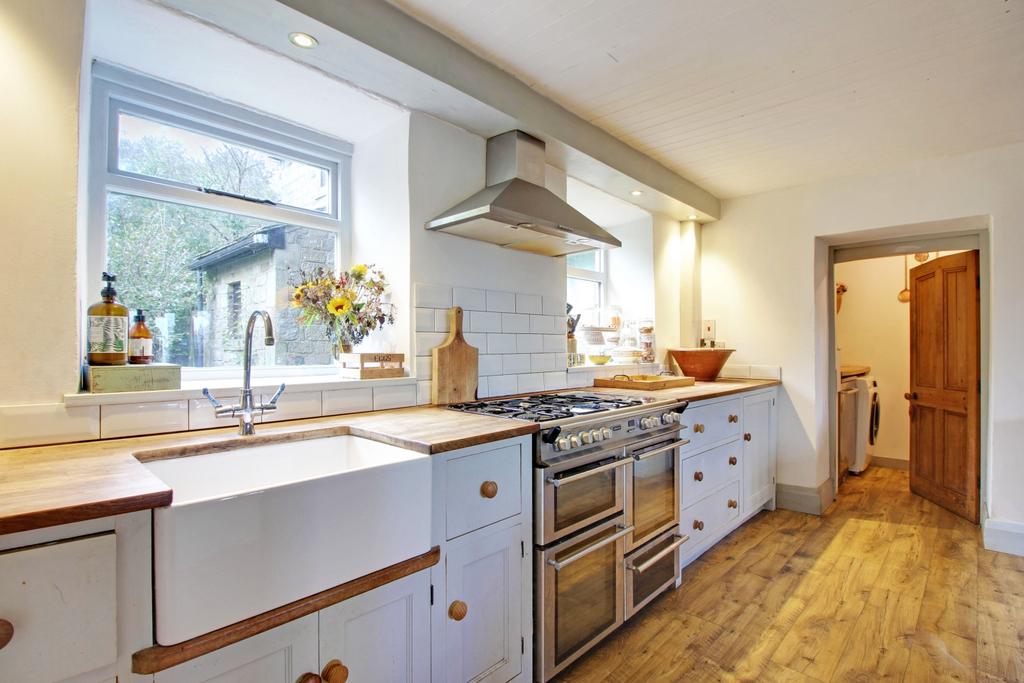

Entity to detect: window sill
[567,362,661,374]
[64,373,415,407]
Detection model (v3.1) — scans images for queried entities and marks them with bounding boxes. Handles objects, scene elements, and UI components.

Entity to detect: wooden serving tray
[594,374,696,390]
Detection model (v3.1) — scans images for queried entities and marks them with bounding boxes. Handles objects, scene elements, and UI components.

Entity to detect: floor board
[554,467,1024,683]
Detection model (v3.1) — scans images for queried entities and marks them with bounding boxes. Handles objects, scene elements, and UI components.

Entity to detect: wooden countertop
[0,378,779,535]
[840,364,871,379]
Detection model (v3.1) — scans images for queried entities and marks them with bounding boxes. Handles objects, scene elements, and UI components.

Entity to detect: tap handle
[265,383,286,408]
[202,388,223,409]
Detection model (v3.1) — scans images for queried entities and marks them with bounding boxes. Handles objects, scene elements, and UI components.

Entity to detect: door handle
[546,457,629,487]
[904,392,918,401]
[626,535,689,573]
[632,440,689,460]
[546,525,634,571]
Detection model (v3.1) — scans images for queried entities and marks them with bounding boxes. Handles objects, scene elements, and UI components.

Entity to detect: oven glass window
[632,446,677,542]
[555,529,618,664]
[554,462,618,532]
[632,538,676,605]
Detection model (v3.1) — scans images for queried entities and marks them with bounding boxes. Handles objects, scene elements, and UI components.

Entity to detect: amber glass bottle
[128,309,154,364]
[86,273,129,366]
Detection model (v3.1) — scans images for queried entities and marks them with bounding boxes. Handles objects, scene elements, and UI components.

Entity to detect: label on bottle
[87,315,128,354]
[129,337,153,358]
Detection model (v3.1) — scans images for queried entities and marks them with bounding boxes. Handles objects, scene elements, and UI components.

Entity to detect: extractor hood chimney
[426,130,621,257]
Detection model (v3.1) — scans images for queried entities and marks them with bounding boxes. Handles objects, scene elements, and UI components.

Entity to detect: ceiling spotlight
[688,214,698,220]
[288,32,319,49]
[630,190,643,196]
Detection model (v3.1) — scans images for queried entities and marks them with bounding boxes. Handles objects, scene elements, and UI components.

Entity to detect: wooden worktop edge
[132,545,441,674]
[0,489,173,536]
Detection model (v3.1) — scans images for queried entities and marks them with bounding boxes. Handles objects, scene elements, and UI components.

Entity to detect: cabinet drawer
[445,445,521,539]
[680,480,741,553]
[681,440,742,507]
[0,533,117,682]
[681,399,742,452]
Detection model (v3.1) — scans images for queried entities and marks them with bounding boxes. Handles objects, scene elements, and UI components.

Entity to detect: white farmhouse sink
[141,435,431,645]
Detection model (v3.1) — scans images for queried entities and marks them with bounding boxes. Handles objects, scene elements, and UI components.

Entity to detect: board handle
[447,306,465,340]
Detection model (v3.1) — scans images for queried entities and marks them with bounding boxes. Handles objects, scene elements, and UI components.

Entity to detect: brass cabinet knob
[0,619,12,650]
[322,660,349,683]
[728,499,738,509]
[743,433,752,442]
[693,424,705,433]
[480,480,498,499]
[728,414,739,423]
[692,519,705,531]
[728,456,738,466]
[448,599,469,621]
[693,471,704,482]
[296,674,322,683]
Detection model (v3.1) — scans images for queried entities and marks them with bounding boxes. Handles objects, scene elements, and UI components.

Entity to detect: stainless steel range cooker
[449,392,690,681]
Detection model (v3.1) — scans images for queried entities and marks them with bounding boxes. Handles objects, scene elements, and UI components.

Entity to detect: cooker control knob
[556,437,571,451]
[640,417,655,429]
[580,431,593,445]
[591,429,604,442]
[569,434,581,448]
[602,427,613,440]
[661,413,675,425]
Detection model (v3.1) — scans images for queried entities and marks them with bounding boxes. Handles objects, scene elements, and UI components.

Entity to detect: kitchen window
[87,64,352,377]
[566,250,607,324]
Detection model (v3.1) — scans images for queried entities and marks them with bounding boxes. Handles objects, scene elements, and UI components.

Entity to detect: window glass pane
[567,277,601,323]
[566,250,599,271]
[117,113,331,214]
[106,193,337,367]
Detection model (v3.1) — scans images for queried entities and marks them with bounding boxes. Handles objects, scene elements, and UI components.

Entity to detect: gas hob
[448,392,656,423]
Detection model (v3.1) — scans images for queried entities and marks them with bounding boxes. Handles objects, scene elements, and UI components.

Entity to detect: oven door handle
[626,534,689,573]
[546,457,630,488]
[631,439,690,461]
[546,525,635,571]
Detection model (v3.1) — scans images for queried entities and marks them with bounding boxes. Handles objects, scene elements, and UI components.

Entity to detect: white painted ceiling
[388,0,1024,198]
[567,177,651,227]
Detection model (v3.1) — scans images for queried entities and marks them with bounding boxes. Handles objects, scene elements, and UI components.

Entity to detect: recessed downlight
[630,190,644,196]
[688,214,698,220]
[288,32,319,49]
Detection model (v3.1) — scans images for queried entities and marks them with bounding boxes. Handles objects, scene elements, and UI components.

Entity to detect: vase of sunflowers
[289,264,396,359]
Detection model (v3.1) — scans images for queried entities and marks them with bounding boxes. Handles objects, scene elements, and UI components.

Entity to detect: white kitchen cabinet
[443,521,524,683]
[318,570,431,683]
[153,615,319,683]
[742,390,778,513]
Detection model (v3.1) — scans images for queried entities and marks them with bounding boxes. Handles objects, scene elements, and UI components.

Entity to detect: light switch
[702,319,716,342]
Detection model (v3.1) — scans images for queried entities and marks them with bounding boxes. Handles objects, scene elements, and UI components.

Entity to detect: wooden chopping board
[432,307,479,404]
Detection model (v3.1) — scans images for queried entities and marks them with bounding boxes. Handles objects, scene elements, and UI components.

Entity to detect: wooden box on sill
[84,363,182,393]
[336,353,405,379]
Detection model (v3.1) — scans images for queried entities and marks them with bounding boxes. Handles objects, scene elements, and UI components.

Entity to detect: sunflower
[350,264,368,280]
[327,296,352,317]
[290,286,306,308]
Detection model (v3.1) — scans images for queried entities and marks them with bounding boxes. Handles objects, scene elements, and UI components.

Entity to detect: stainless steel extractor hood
[426,130,621,257]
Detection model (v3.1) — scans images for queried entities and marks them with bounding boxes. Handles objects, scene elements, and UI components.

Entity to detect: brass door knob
[693,471,704,482]
[448,599,469,621]
[0,619,12,650]
[693,424,705,433]
[904,392,918,401]
[728,456,738,466]
[743,433,752,442]
[296,674,322,683]
[480,480,498,498]
[322,660,349,683]
[728,499,738,509]
[728,414,739,423]
[693,520,705,531]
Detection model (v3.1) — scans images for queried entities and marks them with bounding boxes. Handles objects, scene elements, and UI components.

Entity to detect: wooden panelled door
[907,250,980,522]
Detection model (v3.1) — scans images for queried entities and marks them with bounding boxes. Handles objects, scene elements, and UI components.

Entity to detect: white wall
[834,256,911,463]
[702,142,1024,530]
[606,218,655,321]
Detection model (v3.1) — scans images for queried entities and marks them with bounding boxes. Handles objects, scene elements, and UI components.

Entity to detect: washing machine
[850,376,879,473]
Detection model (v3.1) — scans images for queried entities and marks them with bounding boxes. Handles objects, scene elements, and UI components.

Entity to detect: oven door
[537,447,629,546]
[625,431,686,552]
[624,528,688,620]
[536,514,631,682]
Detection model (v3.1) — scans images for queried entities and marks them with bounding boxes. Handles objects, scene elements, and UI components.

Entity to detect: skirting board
[776,479,834,515]
[871,456,910,471]
[983,518,1024,558]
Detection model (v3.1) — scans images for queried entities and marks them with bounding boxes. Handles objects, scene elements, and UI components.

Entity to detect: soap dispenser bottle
[87,272,129,365]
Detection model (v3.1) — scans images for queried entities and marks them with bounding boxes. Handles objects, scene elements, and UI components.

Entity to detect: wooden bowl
[668,348,735,381]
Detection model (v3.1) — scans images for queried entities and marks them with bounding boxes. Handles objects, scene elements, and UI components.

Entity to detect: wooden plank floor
[555,467,1024,683]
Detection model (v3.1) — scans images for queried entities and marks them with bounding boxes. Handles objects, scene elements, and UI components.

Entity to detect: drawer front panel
[445,445,522,539]
[681,440,742,507]
[681,399,742,452]
[680,480,741,554]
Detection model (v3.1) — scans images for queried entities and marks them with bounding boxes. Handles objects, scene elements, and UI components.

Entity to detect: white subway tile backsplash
[515,293,543,314]
[416,381,432,406]
[322,387,373,416]
[414,282,452,308]
[476,376,490,398]
[415,307,435,332]
[464,332,487,350]
[532,353,565,373]
[488,374,518,397]
[517,373,544,393]
[543,334,567,352]
[543,295,566,316]
[501,354,531,374]
[486,290,516,312]
[566,371,591,389]
[415,356,432,380]
[373,384,417,411]
[517,334,543,353]
[721,364,751,378]
[453,287,486,311]
[0,403,100,448]
[530,315,556,334]
[478,354,502,376]
[749,365,782,380]
[434,309,451,332]
[415,332,448,356]
[102,401,188,439]
[501,313,530,333]
[544,372,568,390]
[487,333,517,354]
[468,311,502,333]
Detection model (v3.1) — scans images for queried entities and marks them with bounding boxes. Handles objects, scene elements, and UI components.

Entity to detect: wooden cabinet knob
[728,414,739,423]
[693,424,705,433]
[693,471,704,482]
[728,499,738,509]
[0,619,12,650]
[692,520,705,531]
[448,599,469,621]
[480,480,498,498]
[321,659,349,683]
[296,674,322,683]
[743,433,752,442]
[728,456,738,466]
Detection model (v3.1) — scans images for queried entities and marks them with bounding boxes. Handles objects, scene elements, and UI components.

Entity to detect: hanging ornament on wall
[836,282,848,313]
[914,252,930,263]
[898,254,911,303]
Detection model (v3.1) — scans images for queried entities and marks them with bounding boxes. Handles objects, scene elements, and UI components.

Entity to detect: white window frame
[567,249,608,309]
[86,63,353,380]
